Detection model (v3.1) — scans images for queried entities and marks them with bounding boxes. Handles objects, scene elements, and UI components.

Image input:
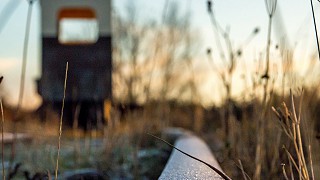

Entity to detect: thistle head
[206,48,212,55]
[253,27,260,34]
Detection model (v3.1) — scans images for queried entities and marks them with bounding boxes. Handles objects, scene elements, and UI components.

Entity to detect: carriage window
[58,8,98,44]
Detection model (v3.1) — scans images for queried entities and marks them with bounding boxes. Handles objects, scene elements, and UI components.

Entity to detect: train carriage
[37,0,112,130]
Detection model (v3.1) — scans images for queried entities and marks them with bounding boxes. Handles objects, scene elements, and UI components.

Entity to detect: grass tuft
[272,90,312,179]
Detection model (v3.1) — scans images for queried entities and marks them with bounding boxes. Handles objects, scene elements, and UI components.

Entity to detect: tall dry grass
[54,62,68,180]
[309,0,320,61]
[272,90,313,179]
[0,76,5,180]
[0,0,319,179]
[254,0,277,178]
[204,1,320,179]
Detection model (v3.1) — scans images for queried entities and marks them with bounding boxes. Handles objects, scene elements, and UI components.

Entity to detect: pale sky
[0,0,319,108]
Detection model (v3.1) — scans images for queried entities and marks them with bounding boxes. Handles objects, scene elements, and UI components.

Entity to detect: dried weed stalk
[255,0,277,178]
[237,159,250,180]
[309,0,320,61]
[207,0,237,146]
[263,0,277,79]
[0,96,5,180]
[11,0,34,163]
[55,62,69,180]
[17,0,34,112]
[272,90,313,179]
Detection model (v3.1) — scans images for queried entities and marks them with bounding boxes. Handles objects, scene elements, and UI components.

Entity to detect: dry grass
[203,1,320,179]
[1,98,5,180]
[55,62,68,180]
[1,1,320,179]
[0,103,171,179]
[309,0,320,61]
[0,84,319,179]
[272,90,312,179]
[207,88,320,179]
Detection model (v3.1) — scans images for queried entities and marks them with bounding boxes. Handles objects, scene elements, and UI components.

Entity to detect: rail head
[159,129,227,180]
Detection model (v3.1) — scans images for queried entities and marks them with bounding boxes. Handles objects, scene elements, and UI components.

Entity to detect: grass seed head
[207,0,212,13]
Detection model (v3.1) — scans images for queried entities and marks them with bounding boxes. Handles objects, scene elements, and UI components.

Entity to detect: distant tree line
[112,1,201,106]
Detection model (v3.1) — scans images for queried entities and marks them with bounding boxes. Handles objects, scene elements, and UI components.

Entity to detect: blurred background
[0,0,320,179]
[0,0,318,109]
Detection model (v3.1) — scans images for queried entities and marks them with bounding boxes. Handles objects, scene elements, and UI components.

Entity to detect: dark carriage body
[37,0,112,130]
[39,37,112,101]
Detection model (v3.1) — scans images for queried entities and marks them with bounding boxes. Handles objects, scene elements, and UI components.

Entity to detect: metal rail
[159,128,227,180]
